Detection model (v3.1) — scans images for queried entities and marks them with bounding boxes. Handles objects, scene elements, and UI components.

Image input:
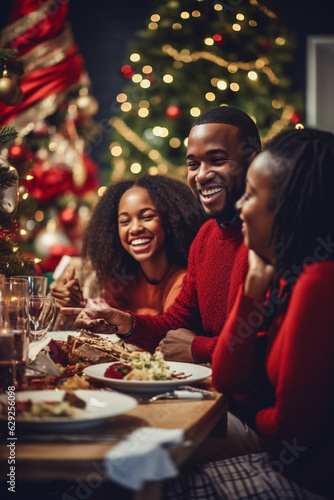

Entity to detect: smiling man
[62,106,261,364]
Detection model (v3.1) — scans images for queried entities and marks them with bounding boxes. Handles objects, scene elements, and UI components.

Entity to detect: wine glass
[13,276,48,296]
[27,296,56,342]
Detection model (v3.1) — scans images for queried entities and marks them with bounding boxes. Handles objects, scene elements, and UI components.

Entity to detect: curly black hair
[81,175,206,284]
[263,128,334,283]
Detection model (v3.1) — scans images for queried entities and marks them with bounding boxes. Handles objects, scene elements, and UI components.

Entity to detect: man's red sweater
[126,218,248,363]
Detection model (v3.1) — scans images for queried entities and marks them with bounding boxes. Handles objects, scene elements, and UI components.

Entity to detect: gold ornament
[0,67,17,104]
[75,94,99,116]
[5,86,23,107]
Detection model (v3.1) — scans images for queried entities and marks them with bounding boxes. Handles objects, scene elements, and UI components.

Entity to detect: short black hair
[192,106,261,154]
[264,128,334,283]
[82,175,206,284]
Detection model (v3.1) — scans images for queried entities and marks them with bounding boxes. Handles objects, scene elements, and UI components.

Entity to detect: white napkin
[28,337,51,361]
[103,427,184,490]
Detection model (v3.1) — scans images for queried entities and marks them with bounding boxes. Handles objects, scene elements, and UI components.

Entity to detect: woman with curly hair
[51,174,205,324]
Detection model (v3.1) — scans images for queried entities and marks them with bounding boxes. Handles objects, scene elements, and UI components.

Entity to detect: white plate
[0,390,137,432]
[83,361,212,393]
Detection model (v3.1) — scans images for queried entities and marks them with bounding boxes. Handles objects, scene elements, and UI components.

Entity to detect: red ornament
[290,111,301,124]
[165,105,182,121]
[213,34,225,46]
[259,38,272,52]
[59,207,77,226]
[120,64,135,79]
[8,144,28,164]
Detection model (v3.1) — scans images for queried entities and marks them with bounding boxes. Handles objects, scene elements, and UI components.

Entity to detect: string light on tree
[109,0,303,178]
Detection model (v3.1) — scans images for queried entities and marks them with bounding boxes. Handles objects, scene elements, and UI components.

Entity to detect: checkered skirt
[163,453,328,500]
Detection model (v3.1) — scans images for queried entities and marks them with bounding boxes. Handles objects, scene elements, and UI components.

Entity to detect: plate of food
[0,390,137,432]
[83,351,212,393]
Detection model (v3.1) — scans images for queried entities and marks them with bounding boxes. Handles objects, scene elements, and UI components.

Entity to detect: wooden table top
[0,380,227,483]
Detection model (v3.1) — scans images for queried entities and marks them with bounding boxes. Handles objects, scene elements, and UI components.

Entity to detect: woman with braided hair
[51,174,205,327]
[164,129,334,499]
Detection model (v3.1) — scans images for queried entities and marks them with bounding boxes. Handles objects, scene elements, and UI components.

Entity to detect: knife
[149,387,216,402]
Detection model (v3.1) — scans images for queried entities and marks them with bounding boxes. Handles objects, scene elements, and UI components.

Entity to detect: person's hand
[60,306,133,336]
[244,249,275,298]
[51,267,84,309]
[156,328,196,362]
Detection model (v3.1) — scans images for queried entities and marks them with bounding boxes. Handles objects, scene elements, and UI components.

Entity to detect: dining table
[0,332,227,500]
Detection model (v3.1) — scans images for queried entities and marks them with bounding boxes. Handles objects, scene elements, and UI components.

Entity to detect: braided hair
[263,128,334,284]
[82,175,206,284]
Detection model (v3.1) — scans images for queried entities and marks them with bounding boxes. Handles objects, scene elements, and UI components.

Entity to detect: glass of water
[27,296,56,343]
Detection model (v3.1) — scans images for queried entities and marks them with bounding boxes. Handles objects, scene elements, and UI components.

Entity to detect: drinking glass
[0,328,15,392]
[0,278,29,299]
[13,276,48,296]
[0,297,29,390]
[27,296,56,342]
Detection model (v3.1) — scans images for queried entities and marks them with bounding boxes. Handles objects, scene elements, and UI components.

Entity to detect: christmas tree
[0,0,100,273]
[109,0,303,181]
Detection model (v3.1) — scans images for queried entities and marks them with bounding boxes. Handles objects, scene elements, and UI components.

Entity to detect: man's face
[186,123,248,221]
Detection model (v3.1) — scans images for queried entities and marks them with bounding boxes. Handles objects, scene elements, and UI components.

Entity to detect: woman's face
[118,186,166,263]
[235,151,277,263]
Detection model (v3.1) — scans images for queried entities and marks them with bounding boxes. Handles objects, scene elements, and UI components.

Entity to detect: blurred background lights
[217,80,228,90]
[172,23,182,30]
[204,37,214,46]
[213,34,223,43]
[275,37,286,45]
[132,74,143,83]
[26,220,35,231]
[110,144,122,156]
[148,150,160,160]
[249,20,257,26]
[248,70,258,81]
[151,14,160,22]
[272,99,283,109]
[230,83,240,91]
[163,74,173,83]
[190,107,201,117]
[139,100,150,108]
[142,65,153,74]
[169,137,181,148]
[205,92,216,101]
[148,22,158,30]
[121,102,132,112]
[149,166,159,175]
[192,11,201,17]
[180,12,190,19]
[153,126,163,136]
[232,23,241,31]
[140,79,151,88]
[130,162,142,174]
[228,63,238,73]
[138,108,149,117]
[214,3,223,11]
[116,93,127,103]
[130,53,140,62]
[236,13,245,20]
[97,186,107,197]
[35,210,44,222]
